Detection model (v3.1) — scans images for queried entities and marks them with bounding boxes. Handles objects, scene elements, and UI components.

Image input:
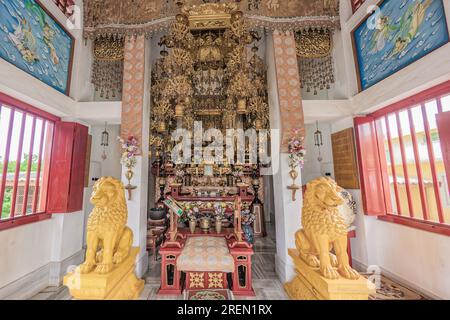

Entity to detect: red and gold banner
[121,35,145,153]
[273,30,305,152]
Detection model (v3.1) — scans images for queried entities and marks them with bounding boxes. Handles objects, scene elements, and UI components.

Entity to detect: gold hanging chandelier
[150,2,269,149]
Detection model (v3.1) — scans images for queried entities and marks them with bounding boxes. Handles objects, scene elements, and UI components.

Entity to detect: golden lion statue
[295,177,359,280]
[79,177,133,274]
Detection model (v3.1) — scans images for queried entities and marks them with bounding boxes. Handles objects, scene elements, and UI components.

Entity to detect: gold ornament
[237,99,247,115]
[157,121,167,133]
[296,29,335,95]
[287,169,301,201]
[175,103,184,118]
[208,273,224,288]
[295,29,332,58]
[189,273,205,288]
[164,75,193,98]
[93,36,124,61]
[92,36,125,99]
[227,71,256,98]
[164,48,194,74]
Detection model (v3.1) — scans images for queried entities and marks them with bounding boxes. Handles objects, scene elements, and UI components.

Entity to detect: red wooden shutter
[47,122,75,213]
[436,112,450,191]
[68,124,88,212]
[354,117,387,216]
[47,122,88,213]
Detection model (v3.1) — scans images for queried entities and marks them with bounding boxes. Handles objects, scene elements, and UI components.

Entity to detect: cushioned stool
[177,237,234,290]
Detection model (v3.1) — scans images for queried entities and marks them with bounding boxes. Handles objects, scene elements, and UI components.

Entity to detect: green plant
[1,187,12,219]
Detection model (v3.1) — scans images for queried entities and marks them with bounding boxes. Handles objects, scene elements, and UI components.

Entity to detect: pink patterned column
[121,35,146,153]
[273,30,305,153]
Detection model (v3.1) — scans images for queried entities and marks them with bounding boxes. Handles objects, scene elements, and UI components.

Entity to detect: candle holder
[157,178,166,204]
[287,168,301,201]
[118,135,139,201]
[124,169,137,200]
[286,129,305,202]
[251,178,261,204]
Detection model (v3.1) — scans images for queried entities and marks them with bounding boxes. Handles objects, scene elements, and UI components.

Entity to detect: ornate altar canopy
[83,0,340,38]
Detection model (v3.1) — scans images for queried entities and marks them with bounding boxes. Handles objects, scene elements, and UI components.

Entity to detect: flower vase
[215,217,222,234]
[189,219,197,234]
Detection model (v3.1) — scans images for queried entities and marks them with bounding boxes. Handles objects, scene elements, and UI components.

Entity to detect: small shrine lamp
[101,122,109,161]
[314,121,323,163]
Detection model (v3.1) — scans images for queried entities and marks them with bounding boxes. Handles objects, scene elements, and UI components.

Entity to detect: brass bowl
[199,217,211,233]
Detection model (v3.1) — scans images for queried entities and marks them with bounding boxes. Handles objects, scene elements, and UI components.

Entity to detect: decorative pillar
[273,30,305,150]
[122,36,145,148]
[267,30,304,283]
[120,35,149,277]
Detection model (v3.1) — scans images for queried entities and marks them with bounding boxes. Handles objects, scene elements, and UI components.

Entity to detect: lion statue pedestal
[285,177,375,300]
[63,177,144,300]
[64,247,144,300]
[285,249,375,300]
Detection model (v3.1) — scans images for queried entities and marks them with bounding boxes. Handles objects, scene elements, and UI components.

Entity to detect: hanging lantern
[314,121,323,147]
[101,122,109,147]
[101,122,109,161]
[314,121,323,163]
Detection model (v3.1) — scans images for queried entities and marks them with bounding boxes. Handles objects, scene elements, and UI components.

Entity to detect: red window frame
[355,81,450,236]
[351,0,366,13]
[0,93,60,231]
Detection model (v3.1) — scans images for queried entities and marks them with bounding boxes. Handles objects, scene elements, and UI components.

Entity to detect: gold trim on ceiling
[83,0,340,38]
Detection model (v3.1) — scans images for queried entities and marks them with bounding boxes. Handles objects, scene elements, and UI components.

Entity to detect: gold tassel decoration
[91,36,125,99]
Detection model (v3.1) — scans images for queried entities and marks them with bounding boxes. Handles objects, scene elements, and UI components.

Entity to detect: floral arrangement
[241,206,256,226]
[184,205,199,221]
[240,205,256,244]
[232,166,244,181]
[175,168,185,181]
[118,135,138,169]
[213,203,226,220]
[287,129,306,169]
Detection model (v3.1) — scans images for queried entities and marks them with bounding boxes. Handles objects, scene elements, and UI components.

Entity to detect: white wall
[89,125,122,180]
[0,212,86,298]
[0,219,54,289]
[301,122,335,185]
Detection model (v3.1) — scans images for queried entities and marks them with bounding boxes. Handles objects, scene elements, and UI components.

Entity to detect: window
[351,0,366,13]
[0,93,59,230]
[355,81,450,236]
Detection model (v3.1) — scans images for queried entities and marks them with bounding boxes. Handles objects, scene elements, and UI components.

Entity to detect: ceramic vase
[189,219,197,234]
[215,217,222,234]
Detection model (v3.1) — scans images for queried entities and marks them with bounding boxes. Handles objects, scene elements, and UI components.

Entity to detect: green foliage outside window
[0,154,39,219]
